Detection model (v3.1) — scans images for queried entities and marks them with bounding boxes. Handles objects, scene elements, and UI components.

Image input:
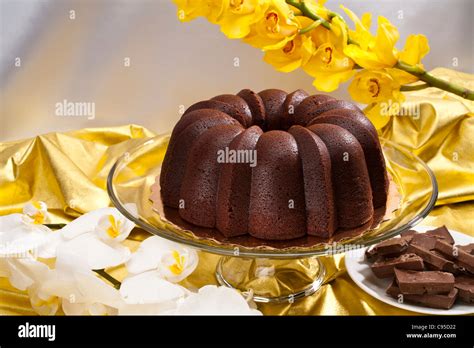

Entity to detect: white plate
[345,225,474,315]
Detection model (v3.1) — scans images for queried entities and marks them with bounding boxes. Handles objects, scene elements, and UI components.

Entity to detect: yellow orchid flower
[218,0,270,39]
[391,34,430,84]
[342,8,372,48]
[263,34,314,72]
[342,5,399,69]
[304,43,355,92]
[350,69,408,130]
[302,17,355,92]
[349,69,404,105]
[244,0,300,50]
[400,34,430,66]
[173,0,225,23]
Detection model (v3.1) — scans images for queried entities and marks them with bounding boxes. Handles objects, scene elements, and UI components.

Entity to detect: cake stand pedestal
[107,136,438,304]
[216,256,326,303]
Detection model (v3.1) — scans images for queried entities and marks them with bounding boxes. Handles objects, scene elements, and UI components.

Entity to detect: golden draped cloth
[0,68,473,315]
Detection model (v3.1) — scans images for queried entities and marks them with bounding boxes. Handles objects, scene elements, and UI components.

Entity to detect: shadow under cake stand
[107,136,438,304]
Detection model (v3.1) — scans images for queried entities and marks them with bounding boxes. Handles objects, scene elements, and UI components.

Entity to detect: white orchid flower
[118,271,189,315]
[56,205,136,270]
[118,236,197,312]
[28,283,61,315]
[126,236,198,283]
[174,285,262,315]
[0,247,124,315]
[22,201,49,225]
[0,213,52,258]
[95,214,132,243]
[30,249,123,315]
[0,254,50,291]
[0,203,262,316]
[0,254,60,315]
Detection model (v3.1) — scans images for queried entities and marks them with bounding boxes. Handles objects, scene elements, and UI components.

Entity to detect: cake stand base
[215,256,326,303]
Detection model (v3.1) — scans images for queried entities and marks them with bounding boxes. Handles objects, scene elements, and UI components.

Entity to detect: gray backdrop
[1,0,472,141]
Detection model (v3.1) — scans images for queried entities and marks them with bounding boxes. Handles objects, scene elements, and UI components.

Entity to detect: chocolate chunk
[431,251,460,273]
[365,235,412,262]
[386,279,458,310]
[457,260,474,274]
[373,238,408,256]
[410,233,439,250]
[433,240,474,273]
[433,239,456,260]
[425,225,455,244]
[386,279,401,297]
[458,243,474,254]
[371,253,424,278]
[365,246,379,262]
[455,275,474,303]
[400,230,418,243]
[394,269,454,295]
[408,244,458,273]
[457,247,474,273]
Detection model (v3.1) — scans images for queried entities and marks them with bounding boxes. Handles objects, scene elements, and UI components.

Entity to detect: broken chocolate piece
[458,243,474,254]
[371,253,424,278]
[454,275,474,303]
[431,251,459,273]
[433,239,456,260]
[373,238,408,256]
[457,248,474,273]
[457,260,474,274]
[365,246,379,262]
[394,269,454,295]
[410,233,439,250]
[408,243,458,273]
[386,279,458,310]
[365,237,408,262]
[400,230,418,243]
[425,225,455,245]
[433,240,474,273]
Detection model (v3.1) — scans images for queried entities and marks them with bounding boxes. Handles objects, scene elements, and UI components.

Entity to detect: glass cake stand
[107,135,438,303]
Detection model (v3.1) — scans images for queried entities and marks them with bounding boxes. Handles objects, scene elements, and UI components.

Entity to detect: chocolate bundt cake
[158,89,389,241]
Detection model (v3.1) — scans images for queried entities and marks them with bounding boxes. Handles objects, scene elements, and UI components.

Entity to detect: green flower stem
[396,61,474,100]
[399,83,430,92]
[94,269,121,289]
[286,0,474,101]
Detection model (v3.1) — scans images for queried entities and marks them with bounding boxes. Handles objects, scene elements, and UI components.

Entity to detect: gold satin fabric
[0,69,473,315]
